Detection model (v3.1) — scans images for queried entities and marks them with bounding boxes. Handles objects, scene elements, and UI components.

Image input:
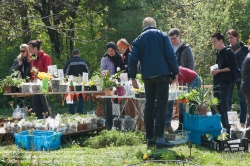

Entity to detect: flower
[143,154,148,160]
[101,70,124,89]
[31,67,52,80]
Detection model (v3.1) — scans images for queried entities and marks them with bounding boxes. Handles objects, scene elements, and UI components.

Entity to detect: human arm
[128,42,140,79]
[43,55,52,72]
[9,59,19,74]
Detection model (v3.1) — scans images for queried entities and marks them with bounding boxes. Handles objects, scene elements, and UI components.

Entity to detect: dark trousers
[105,98,118,130]
[228,82,247,123]
[243,93,250,138]
[213,81,231,131]
[68,94,84,114]
[32,94,51,119]
[144,75,169,139]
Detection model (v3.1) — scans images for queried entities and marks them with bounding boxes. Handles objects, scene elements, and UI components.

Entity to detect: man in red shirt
[28,39,52,119]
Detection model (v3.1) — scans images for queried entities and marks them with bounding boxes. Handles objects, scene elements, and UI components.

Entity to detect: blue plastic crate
[184,126,221,144]
[14,130,62,151]
[183,114,222,130]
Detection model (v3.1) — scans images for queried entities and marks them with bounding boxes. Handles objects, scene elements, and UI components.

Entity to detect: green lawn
[0,130,250,166]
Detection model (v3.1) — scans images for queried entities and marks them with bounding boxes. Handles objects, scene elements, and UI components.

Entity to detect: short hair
[212,33,225,43]
[168,28,180,36]
[28,39,42,50]
[142,17,156,29]
[72,49,80,56]
[226,29,239,38]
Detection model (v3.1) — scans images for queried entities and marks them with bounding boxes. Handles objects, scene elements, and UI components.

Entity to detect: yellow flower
[89,81,95,86]
[124,160,128,164]
[143,154,148,160]
[206,134,209,138]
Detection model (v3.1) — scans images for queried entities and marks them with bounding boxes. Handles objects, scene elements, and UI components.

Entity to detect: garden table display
[97,88,188,130]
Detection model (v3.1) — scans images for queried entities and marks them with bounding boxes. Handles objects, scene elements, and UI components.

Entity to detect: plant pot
[197,105,208,116]
[135,94,140,98]
[84,86,90,91]
[69,86,75,91]
[21,84,30,93]
[42,78,49,92]
[59,85,68,92]
[4,86,12,93]
[32,85,42,93]
[139,92,145,98]
[77,123,83,131]
[90,85,97,91]
[104,88,114,96]
[50,79,60,92]
[75,85,82,91]
[116,86,125,96]
[82,123,88,130]
[11,86,19,93]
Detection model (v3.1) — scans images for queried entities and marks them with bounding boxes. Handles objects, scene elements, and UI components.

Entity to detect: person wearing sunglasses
[9,44,32,79]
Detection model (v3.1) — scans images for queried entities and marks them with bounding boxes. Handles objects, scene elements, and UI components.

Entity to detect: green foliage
[84,129,144,148]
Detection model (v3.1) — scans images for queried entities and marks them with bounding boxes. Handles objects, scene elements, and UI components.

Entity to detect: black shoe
[156,140,175,148]
[147,139,156,146]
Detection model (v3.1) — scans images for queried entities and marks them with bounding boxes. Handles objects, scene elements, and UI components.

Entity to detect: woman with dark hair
[28,39,52,119]
[9,44,31,79]
[226,29,249,128]
[101,42,122,130]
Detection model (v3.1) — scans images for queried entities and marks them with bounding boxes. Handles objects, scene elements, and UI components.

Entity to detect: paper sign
[66,94,73,104]
[58,69,64,80]
[48,65,58,76]
[82,72,88,84]
[228,111,238,124]
[74,76,82,83]
[120,73,128,81]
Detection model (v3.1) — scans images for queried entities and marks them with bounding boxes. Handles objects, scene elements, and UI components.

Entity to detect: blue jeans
[144,75,169,139]
[213,81,231,131]
[228,81,247,123]
[68,94,84,114]
[166,75,201,126]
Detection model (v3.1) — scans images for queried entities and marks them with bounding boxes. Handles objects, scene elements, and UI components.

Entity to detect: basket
[14,130,62,151]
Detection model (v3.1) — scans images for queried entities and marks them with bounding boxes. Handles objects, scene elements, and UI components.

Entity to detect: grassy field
[0,130,250,166]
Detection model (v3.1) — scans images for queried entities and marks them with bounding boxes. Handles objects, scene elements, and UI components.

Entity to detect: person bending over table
[166,67,201,132]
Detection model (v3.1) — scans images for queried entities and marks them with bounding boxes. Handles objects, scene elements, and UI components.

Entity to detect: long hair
[117,38,132,52]
[19,44,31,62]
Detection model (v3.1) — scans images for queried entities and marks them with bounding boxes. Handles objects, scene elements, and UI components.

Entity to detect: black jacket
[121,49,130,78]
[241,53,250,94]
[63,56,89,76]
[9,55,31,79]
[213,47,236,84]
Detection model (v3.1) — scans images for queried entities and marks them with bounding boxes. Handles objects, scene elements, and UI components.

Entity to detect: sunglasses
[20,50,26,53]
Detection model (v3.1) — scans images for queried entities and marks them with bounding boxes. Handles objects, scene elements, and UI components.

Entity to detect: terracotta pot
[197,105,208,116]
[82,123,88,130]
[4,86,12,93]
[77,123,83,131]
[104,88,114,96]
[69,86,75,91]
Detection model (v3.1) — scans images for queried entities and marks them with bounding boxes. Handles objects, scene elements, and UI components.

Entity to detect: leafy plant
[178,86,219,115]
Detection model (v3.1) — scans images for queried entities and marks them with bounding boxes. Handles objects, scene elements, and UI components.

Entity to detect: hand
[18,61,23,66]
[211,69,220,76]
[131,79,139,89]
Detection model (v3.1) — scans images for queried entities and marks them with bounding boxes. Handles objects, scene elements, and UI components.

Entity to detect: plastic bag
[12,105,28,119]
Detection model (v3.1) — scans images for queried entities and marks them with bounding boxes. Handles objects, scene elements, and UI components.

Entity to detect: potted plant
[101,70,117,95]
[89,80,97,91]
[91,70,103,91]
[69,80,75,91]
[178,86,219,115]
[0,73,17,93]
